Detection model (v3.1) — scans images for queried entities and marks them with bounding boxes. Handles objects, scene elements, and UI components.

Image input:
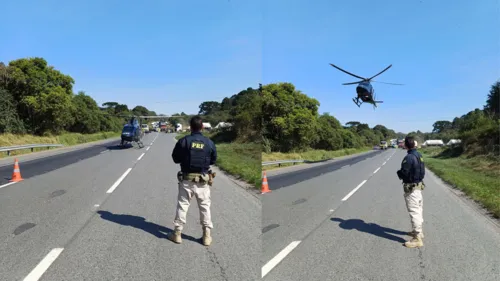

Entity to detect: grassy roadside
[175,132,261,189]
[420,147,500,219]
[0,131,121,159]
[262,146,373,170]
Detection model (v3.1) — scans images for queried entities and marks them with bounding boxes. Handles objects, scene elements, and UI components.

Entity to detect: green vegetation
[416,81,499,218]
[261,82,403,168]
[174,87,261,189]
[0,57,163,156]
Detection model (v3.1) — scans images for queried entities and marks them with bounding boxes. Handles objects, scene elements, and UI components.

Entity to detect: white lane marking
[150,143,153,145]
[23,248,64,281]
[382,161,387,165]
[94,204,100,207]
[0,182,16,189]
[137,153,145,161]
[262,241,301,278]
[341,165,349,169]
[373,167,381,174]
[106,168,132,194]
[100,150,108,154]
[342,180,367,201]
[146,146,150,151]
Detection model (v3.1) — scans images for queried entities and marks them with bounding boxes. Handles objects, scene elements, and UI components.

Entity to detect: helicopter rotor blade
[342,81,363,85]
[368,64,393,80]
[372,80,404,85]
[329,63,366,80]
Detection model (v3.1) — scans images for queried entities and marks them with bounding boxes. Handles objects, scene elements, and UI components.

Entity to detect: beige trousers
[173,180,213,231]
[404,189,423,233]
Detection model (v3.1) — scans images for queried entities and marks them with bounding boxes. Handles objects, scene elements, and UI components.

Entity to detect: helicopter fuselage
[356,82,374,102]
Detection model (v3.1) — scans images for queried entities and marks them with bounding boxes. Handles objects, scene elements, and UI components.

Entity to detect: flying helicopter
[329,63,404,109]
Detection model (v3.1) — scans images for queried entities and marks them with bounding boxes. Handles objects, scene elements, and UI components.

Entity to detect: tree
[484,81,499,118]
[198,101,221,115]
[432,120,453,134]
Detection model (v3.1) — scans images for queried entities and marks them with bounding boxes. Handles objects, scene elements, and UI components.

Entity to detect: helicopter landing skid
[352,98,361,108]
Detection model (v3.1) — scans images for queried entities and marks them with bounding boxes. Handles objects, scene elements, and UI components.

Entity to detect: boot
[404,234,423,248]
[167,229,182,244]
[202,227,212,246]
[407,230,424,239]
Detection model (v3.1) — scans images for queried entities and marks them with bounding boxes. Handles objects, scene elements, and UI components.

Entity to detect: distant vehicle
[329,63,404,109]
[379,140,388,150]
[141,124,150,133]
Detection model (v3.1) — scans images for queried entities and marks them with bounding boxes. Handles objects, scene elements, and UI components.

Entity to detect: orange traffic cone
[261,171,271,194]
[10,158,23,182]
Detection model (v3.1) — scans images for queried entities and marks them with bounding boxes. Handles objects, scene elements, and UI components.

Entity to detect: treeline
[261,82,404,153]
[0,57,163,135]
[408,81,499,156]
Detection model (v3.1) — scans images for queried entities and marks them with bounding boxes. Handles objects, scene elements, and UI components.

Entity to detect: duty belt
[403,181,425,193]
[178,171,216,186]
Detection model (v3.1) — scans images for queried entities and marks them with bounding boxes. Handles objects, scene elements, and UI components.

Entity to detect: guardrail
[0,144,64,156]
[262,158,333,167]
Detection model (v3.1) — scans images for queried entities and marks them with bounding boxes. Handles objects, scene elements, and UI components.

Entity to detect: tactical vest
[407,149,425,183]
[186,135,210,172]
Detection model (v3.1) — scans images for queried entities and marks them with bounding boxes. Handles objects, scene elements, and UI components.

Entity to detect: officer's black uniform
[172,131,217,175]
[397,148,425,185]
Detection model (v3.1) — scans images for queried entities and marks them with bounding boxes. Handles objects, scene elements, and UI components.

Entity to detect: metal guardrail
[262,158,333,166]
[0,144,64,156]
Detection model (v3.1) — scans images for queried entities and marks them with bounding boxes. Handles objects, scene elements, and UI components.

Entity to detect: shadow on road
[97,210,200,244]
[331,217,406,243]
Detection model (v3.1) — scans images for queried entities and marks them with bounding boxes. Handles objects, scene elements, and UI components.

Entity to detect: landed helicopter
[119,115,185,148]
[329,63,403,109]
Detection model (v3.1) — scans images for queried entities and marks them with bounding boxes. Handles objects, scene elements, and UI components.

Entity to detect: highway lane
[262,149,500,281]
[0,132,260,281]
[0,136,143,186]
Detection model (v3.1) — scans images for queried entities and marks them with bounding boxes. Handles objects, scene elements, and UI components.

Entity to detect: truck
[379,140,388,150]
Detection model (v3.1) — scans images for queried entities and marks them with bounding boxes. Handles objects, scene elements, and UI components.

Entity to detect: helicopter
[329,63,404,109]
[119,115,185,148]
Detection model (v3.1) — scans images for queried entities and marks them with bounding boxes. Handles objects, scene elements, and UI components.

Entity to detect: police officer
[396,136,425,248]
[168,116,217,246]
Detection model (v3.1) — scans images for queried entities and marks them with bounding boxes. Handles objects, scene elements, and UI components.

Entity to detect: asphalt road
[262,148,500,281]
[0,132,260,281]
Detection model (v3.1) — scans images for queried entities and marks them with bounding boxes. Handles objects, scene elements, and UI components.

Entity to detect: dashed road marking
[342,180,367,201]
[23,248,64,281]
[146,146,150,151]
[0,182,16,189]
[382,161,387,165]
[262,241,301,278]
[106,168,132,194]
[373,167,381,174]
[137,153,145,161]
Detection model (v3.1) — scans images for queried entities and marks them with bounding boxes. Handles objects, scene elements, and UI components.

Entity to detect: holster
[207,170,216,186]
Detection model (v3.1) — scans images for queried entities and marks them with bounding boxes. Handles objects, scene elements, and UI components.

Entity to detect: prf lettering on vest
[192,142,204,149]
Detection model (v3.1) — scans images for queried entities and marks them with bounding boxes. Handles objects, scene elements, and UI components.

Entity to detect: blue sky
[0,0,261,117]
[1,1,499,133]
[263,0,500,133]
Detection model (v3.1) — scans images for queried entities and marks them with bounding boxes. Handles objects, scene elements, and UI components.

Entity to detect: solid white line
[23,248,64,281]
[146,146,150,151]
[373,167,381,174]
[100,150,108,154]
[262,241,301,278]
[137,153,145,161]
[342,180,367,201]
[0,182,16,189]
[382,161,387,165]
[106,168,132,194]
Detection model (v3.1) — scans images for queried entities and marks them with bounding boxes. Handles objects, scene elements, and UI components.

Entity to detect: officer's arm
[209,140,217,165]
[398,155,414,180]
[171,138,185,164]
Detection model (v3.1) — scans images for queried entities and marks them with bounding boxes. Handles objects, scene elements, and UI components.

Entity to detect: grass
[175,132,261,189]
[420,146,500,218]
[0,131,121,158]
[262,146,373,170]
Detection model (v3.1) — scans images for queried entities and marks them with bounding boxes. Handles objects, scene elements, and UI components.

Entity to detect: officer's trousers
[403,189,423,234]
[173,180,213,231]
